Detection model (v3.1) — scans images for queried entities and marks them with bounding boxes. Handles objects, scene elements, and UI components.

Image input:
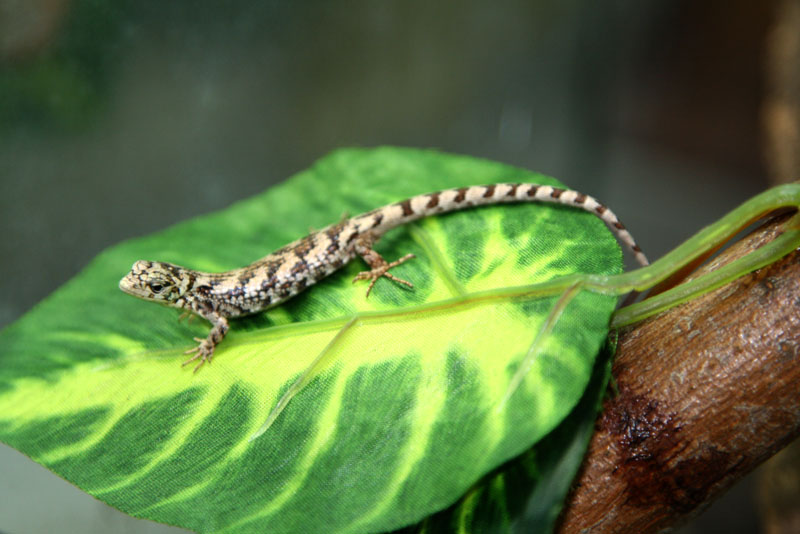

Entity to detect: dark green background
[0,1,770,532]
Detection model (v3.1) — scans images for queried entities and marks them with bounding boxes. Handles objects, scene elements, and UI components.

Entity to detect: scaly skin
[119,183,648,371]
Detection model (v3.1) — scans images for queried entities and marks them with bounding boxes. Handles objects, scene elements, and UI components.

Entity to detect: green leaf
[393,337,614,534]
[0,147,622,533]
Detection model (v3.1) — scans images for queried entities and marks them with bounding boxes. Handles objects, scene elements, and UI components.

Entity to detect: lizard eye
[149,281,167,293]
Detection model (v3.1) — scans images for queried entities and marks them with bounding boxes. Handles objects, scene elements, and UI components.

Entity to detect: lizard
[119,183,649,372]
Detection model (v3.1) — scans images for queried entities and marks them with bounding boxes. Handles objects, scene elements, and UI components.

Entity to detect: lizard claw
[353,253,416,297]
[183,340,214,373]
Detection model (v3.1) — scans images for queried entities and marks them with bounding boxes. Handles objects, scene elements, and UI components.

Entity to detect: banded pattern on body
[120,183,648,371]
[349,184,648,266]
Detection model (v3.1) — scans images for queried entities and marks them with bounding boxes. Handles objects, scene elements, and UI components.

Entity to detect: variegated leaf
[0,147,622,533]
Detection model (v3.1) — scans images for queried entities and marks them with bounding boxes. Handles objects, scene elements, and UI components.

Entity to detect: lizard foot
[353,253,415,297]
[183,337,215,373]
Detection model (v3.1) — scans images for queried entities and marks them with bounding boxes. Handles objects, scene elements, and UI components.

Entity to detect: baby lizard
[119,183,648,371]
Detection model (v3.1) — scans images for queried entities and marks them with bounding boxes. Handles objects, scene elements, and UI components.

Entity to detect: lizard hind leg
[352,233,416,297]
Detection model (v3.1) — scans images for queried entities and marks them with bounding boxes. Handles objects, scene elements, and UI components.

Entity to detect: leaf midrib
[231,274,603,348]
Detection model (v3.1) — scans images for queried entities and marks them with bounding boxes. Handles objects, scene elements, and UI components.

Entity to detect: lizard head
[119,260,190,306]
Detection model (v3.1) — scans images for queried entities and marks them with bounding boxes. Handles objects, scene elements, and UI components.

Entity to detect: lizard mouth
[118,260,157,299]
[118,260,182,302]
[118,273,144,297]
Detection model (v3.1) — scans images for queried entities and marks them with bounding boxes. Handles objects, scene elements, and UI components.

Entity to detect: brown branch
[557,212,800,533]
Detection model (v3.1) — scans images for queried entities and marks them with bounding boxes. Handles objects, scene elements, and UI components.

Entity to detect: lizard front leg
[352,232,416,297]
[182,311,229,373]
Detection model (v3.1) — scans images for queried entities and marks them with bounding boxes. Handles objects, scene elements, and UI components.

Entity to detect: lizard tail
[354,183,649,267]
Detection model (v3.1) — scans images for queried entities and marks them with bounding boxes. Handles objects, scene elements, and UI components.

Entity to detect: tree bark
[557,211,800,532]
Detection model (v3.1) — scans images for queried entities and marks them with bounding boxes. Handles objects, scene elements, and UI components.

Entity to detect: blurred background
[1,0,798,532]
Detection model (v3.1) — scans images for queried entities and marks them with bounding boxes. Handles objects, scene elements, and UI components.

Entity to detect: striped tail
[355,183,649,266]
